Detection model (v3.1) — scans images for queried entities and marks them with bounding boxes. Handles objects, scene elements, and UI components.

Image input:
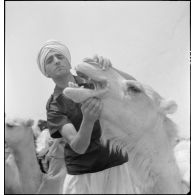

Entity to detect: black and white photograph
[4,1,190,194]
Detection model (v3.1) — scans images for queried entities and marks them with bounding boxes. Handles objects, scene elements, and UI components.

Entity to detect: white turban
[37,40,71,77]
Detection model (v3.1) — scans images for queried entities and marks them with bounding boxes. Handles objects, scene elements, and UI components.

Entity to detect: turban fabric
[37,40,71,77]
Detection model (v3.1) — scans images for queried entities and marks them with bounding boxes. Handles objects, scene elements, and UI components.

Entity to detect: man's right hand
[81,98,103,123]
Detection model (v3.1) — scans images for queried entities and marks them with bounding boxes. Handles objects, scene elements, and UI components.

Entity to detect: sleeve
[47,110,71,138]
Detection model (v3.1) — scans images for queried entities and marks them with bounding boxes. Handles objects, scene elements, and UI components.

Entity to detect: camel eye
[6,122,17,128]
[6,123,14,128]
[127,85,142,93]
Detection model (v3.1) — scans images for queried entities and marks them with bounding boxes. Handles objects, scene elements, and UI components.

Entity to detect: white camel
[174,138,190,189]
[5,117,66,194]
[5,146,22,194]
[64,60,190,194]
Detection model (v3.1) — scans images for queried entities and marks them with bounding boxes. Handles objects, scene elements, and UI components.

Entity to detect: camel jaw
[64,62,109,103]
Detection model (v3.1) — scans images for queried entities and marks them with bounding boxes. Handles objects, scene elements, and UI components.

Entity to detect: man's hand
[83,54,112,70]
[81,98,103,123]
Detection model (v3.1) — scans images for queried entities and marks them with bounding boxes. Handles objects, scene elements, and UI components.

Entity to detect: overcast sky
[5,1,190,138]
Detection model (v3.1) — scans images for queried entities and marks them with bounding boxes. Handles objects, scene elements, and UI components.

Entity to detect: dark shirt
[46,75,128,175]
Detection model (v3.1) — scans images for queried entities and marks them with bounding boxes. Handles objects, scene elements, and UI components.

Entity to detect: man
[37,40,137,193]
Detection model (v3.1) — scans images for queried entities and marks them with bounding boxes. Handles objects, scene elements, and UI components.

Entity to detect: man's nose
[53,56,60,64]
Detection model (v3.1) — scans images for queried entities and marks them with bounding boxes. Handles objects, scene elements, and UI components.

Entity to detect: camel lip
[76,61,107,81]
[75,70,108,91]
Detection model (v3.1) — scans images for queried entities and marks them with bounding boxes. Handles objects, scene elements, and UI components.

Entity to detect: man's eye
[45,56,53,64]
[128,85,142,93]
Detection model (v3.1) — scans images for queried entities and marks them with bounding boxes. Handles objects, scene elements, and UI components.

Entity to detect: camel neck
[13,139,42,194]
[13,143,38,167]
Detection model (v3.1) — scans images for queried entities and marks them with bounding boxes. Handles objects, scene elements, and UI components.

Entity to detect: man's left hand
[83,54,112,70]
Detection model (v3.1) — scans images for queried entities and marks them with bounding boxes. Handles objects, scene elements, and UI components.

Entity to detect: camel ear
[160,100,178,114]
[25,119,34,127]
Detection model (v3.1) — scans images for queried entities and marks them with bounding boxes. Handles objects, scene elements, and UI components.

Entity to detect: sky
[5,1,190,138]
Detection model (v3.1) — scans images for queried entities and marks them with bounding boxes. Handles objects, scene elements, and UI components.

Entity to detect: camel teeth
[68,82,73,87]
[68,82,79,88]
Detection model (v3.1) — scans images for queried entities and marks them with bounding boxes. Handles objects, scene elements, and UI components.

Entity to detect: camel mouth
[64,62,109,102]
[74,70,108,91]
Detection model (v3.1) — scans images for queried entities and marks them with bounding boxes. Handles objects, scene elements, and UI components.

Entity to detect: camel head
[64,60,178,141]
[5,117,34,149]
[65,60,187,194]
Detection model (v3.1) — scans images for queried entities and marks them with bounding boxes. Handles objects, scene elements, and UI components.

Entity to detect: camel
[64,59,190,194]
[5,146,22,194]
[174,138,190,189]
[5,117,66,194]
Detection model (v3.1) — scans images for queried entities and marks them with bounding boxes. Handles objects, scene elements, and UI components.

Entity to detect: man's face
[44,50,71,78]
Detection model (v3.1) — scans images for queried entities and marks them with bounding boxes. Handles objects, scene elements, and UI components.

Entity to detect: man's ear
[160,100,178,115]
